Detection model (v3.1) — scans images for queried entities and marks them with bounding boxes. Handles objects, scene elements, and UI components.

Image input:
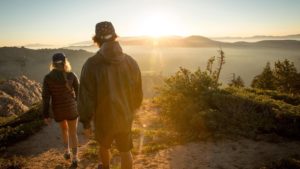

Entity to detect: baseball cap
[52,53,66,63]
[95,21,117,40]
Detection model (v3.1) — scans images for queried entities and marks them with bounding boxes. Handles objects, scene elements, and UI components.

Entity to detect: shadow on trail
[5,122,88,157]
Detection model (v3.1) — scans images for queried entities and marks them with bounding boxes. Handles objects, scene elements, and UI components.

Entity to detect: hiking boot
[98,164,110,169]
[98,164,103,169]
[64,152,71,160]
[70,159,78,168]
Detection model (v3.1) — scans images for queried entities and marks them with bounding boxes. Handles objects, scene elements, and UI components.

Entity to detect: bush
[211,87,300,138]
[156,66,300,140]
[252,60,300,94]
[156,67,219,138]
[0,103,44,150]
[228,75,245,88]
[242,88,300,106]
[251,62,275,90]
[206,89,276,137]
[0,103,43,128]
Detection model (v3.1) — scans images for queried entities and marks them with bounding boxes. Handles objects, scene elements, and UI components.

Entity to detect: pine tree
[251,62,275,90]
[229,73,244,88]
[273,59,297,93]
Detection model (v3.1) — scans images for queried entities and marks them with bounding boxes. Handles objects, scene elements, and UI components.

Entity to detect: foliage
[0,116,16,126]
[251,62,275,90]
[156,63,300,139]
[0,103,44,150]
[242,88,300,106]
[218,87,300,138]
[205,89,276,137]
[252,59,300,94]
[215,49,225,83]
[206,49,225,83]
[273,59,299,93]
[156,67,219,137]
[228,74,244,88]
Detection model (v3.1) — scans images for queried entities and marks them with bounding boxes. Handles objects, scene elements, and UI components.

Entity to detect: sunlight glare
[138,12,181,37]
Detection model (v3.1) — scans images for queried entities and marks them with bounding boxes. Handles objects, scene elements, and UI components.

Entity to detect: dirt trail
[5,102,300,169]
[5,121,89,169]
[133,138,300,169]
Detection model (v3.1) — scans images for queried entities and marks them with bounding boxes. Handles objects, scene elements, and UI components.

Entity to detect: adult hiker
[78,21,143,169]
[42,53,80,168]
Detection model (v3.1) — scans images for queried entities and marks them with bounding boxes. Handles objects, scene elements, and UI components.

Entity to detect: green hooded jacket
[78,41,143,139]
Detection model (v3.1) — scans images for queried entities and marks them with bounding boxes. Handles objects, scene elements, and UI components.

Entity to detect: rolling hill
[0,47,93,81]
[67,36,300,49]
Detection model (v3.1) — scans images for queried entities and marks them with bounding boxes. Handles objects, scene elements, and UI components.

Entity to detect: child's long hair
[49,59,72,72]
[49,59,72,90]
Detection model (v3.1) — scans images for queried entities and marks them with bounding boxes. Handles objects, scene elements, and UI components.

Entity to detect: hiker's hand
[44,118,52,125]
[84,128,92,139]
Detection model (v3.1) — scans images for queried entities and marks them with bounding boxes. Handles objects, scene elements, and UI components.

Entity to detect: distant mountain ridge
[17,34,300,49]
[251,34,300,39]
[212,34,300,42]
[67,35,300,49]
[212,34,300,39]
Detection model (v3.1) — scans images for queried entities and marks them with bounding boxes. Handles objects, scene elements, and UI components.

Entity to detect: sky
[0,0,299,46]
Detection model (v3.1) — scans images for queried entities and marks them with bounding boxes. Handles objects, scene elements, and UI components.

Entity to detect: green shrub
[242,88,300,106]
[213,87,300,138]
[251,60,300,94]
[0,103,44,150]
[0,116,17,127]
[207,89,276,137]
[0,103,43,128]
[156,66,300,140]
[156,67,219,138]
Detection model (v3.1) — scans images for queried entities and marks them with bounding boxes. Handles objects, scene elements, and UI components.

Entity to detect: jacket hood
[98,41,125,64]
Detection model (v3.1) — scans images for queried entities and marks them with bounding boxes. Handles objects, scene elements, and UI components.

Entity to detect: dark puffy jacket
[78,41,143,139]
[42,70,79,122]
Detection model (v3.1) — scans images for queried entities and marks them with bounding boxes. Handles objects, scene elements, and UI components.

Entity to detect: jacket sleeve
[72,72,79,101]
[78,62,96,129]
[42,76,51,118]
[135,65,143,109]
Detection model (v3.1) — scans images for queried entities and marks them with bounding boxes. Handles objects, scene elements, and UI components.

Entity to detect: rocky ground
[0,76,41,116]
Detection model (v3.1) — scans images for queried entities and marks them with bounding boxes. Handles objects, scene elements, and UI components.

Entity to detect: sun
[138,12,181,37]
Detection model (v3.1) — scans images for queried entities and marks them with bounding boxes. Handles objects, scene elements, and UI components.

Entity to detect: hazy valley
[2,35,299,88]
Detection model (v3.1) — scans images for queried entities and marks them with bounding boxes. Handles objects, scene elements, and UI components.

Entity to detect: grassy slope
[0,103,44,150]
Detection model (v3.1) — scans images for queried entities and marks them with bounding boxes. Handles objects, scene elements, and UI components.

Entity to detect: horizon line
[1,33,300,47]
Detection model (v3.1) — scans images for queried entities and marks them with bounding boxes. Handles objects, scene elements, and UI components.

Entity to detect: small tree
[215,49,225,83]
[273,59,297,93]
[229,73,244,88]
[206,56,215,76]
[205,49,225,83]
[251,62,275,90]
